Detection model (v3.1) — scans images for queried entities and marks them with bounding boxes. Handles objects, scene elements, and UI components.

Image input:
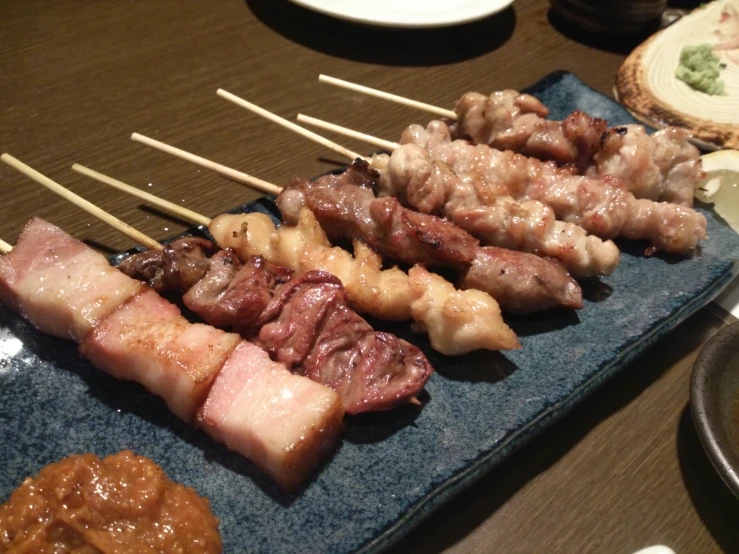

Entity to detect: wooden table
[1,1,737,552]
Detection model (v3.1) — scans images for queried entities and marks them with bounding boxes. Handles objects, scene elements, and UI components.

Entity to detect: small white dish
[286,0,514,28]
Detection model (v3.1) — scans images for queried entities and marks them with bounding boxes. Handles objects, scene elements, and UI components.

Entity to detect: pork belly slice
[81,289,240,422]
[0,218,145,342]
[198,341,344,491]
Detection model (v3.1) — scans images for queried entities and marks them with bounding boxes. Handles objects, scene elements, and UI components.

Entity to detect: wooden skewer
[216,88,367,162]
[72,164,212,227]
[297,114,400,152]
[0,238,12,255]
[131,133,283,197]
[0,154,163,251]
[318,74,457,120]
[297,114,399,153]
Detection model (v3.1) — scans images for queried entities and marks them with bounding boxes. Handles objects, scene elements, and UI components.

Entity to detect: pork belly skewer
[318,75,704,207]
[294,111,707,256]
[214,92,583,313]
[295,114,619,279]
[73,161,519,355]
[0,155,344,491]
[71,164,433,414]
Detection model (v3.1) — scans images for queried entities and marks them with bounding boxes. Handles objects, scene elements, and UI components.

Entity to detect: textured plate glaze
[691,321,739,499]
[2,72,739,554]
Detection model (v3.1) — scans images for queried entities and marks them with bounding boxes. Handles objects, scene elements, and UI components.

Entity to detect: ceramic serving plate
[285,0,514,28]
[691,321,739,499]
[617,0,739,150]
[2,72,739,554]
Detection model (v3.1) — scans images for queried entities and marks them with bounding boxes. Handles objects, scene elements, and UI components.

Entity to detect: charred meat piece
[118,236,219,293]
[461,247,583,314]
[277,159,583,314]
[255,271,433,414]
[278,160,479,270]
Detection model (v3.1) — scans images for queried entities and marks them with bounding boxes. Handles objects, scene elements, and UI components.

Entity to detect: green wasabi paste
[676,44,727,96]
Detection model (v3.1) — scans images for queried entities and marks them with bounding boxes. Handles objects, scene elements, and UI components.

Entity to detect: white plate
[287,0,514,28]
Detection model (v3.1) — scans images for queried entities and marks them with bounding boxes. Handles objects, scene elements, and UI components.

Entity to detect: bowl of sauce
[691,321,739,499]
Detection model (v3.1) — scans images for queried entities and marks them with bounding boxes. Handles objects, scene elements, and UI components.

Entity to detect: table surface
[2,1,738,553]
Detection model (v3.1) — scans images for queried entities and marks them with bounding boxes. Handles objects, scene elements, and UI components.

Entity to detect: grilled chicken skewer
[317,75,704,207]
[213,93,583,313]
[0,154,344,491]
[74,163,520,355]
[295,114,619,278]
[293,113,707,257]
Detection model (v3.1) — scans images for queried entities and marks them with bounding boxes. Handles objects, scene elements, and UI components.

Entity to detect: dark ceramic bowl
[691,321,739,499]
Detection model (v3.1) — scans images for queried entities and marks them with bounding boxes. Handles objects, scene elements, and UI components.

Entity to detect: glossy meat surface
[451,91,703,206]
[403,121,707,254]
[209,210,519,353]
[461,247,583,314]
[372,143,620,278]
[255,271,434,414]
[81,289,240,422]
[276,162,582,313]
[118,236,218,293]
[278,161,479,271]
[0,218,144,342]
[198,340,344,491]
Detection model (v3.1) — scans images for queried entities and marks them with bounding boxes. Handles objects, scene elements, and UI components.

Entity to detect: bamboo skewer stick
[216,89,367,162]
[131,133,283,197]
[1,154,162,251]
[0,239,12,255]
[297,114,400,152]
[318,74,457,120]
[72,164,212,227]
[297,115,399,153]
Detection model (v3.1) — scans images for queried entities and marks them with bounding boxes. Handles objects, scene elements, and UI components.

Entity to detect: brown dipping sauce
[0,451,221,553]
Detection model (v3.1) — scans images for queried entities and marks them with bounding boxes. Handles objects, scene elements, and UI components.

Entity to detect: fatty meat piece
[198,340,345,491]
[0,218,144,342]
[80,289,240,422]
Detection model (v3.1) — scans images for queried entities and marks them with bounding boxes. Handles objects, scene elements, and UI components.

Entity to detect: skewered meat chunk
[81,289,240,422]
[460,247,582,315]
[254,271,433,414]
[371,144,620,278]
[408,266,519,355]
[198,341,344,491]
[0,218,144,342]
[209,210,413,321]
[209,209,520,354]
[119,239,434,413]
[450,91,703,206]
[403,121,707,254]
[588,125,704,207]
[118,236,219,293]
[277,160,582,313]
[280,173,479,271]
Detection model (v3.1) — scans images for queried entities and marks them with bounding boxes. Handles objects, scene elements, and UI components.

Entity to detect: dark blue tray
[1,72,738,553]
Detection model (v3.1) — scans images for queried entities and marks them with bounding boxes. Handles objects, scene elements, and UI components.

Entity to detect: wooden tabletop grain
[1,1,737,553]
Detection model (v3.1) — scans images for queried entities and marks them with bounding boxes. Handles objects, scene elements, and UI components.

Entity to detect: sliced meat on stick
[0,154,344,490]
[296,114,619,278]
[118,140,520,354]
[213,92,583,312]
[316,75,704,207]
